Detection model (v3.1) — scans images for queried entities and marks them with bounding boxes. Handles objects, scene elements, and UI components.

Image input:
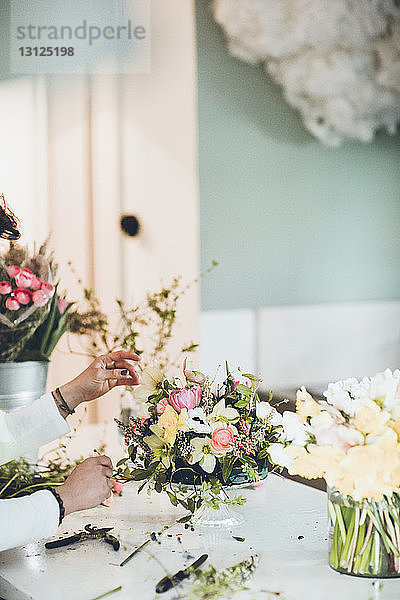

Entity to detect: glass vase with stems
[328,488,400,577]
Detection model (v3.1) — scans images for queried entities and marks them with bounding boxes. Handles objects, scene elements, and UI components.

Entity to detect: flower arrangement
[0,241,74,362]
[115,362,282,521]
[269,369,400,577]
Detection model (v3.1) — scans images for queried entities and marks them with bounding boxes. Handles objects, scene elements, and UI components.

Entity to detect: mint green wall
[196,1,400,311]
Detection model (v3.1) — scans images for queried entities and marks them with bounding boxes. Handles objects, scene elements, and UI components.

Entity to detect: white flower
[312,419,364,451]
[369,369,400,418]
[323,377,370,417]
[268,443,294,469]
[188,437,216,473]
[210,398,239,424]
[132,365,164,402]
[186,407,211,434]
[281,411,308,446]
[256,401,283,426]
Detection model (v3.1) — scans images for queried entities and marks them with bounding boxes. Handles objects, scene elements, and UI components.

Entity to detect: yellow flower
[288,444,345,480]
[332,431,400,500]
[390,419,400,442]
[296,387,321,424]
[353,404,389,436]
[132,365,164,402]
[157,405,188,445]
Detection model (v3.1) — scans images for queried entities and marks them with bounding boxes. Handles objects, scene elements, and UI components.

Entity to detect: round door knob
[120,214,140,237]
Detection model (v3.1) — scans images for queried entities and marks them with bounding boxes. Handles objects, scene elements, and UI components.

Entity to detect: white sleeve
[0,393,70,465]
[0,490,60,551]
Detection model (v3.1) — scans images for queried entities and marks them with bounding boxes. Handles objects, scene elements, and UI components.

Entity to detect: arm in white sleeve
[0,393,70,465]
[0,490,60,551]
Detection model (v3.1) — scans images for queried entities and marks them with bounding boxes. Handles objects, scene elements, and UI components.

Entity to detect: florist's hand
[56,456,113,515]
[58,350,140,411]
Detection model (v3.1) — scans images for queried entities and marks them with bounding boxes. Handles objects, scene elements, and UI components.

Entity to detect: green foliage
[187,555,259,600]
[16,287,74,361]
[0,305,49,361]
[221,455,237,483]
[0,455,78,499]
[69,266,217,370]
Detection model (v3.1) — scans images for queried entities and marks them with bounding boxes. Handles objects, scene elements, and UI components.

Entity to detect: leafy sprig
[187,555,259,600]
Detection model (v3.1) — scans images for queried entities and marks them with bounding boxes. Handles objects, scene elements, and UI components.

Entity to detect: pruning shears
[45,524,120,551]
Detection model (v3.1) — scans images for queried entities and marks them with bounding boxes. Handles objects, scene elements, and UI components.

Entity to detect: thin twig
[119,538,151,567]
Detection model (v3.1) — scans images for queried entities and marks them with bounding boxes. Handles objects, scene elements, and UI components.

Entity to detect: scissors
[45,524,120,551]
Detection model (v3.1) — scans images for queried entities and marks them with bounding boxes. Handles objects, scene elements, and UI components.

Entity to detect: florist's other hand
[57,350,140,413]
[56,456,114,514]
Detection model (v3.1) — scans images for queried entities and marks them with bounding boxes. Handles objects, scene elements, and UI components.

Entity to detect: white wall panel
[257,301,400,390]
[200,309,256,380]
[200,302,400,393]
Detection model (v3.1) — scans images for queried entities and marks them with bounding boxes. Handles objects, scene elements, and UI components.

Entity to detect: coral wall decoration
[213,0,400,145]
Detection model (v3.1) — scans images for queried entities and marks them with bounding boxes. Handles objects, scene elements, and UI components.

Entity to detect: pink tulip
[169,385,201,413]
[111,478,124,496]
[41,281,55,298]
[234,379,250,390]
[32,290,49,307]
[58,298,67,314]
[183,358,206,386]
[156,397,169,415]
[0,281,12,295]
[7,265,20,278]
[15,268,34,288]
[5,297,20,311]
[211,425,237,455]
[30,276,42,291]
[14,288,32,305]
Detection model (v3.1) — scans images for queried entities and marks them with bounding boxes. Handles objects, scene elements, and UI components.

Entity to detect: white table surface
[0,426,399,600]
[1,475,399,600]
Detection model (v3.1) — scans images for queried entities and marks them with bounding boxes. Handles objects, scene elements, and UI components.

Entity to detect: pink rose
[14,288,32,305]
[5,297,20,311]
[7,265,20,278]
[0,281,12,295]
[156,397,169,415]
[30,276,42,291]
[211,425,237,455]
[111,478,124,496]
[169,385,201,413]
[32,289,49,307]
[15,268,34,288]
[41,281,55,298]
[58,298,67,314]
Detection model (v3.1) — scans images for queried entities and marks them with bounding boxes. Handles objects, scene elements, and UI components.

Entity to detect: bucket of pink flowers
[0,241,70,364]
[0,240,91,414]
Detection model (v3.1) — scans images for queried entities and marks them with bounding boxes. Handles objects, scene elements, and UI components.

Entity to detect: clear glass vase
[328,488,400,578]
[193,495,245,529]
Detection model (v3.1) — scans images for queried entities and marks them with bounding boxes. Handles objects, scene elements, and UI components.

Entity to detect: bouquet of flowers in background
[0,241,72,362]
[0,241,108,363]
[115,361,282,521]
[269,369,400,577]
